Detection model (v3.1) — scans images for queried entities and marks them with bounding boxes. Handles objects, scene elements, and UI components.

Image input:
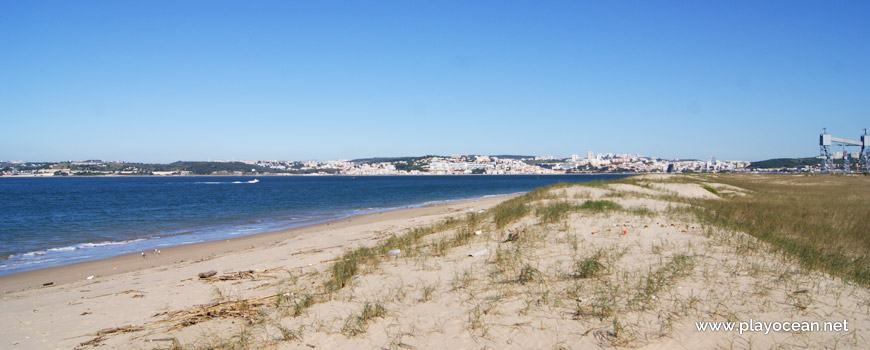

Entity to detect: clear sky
[2,1,868,163]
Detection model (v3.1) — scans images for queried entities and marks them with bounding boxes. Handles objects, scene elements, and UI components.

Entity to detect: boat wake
[196,179,259,185]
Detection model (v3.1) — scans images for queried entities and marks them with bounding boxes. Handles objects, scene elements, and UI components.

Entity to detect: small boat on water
[248,179,259,184]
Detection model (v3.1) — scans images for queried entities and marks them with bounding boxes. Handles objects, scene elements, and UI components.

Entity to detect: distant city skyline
[1,154,755,177]
[2,1,868,163]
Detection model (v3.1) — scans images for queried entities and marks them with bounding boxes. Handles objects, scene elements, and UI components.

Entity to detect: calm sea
[0,174,630,275]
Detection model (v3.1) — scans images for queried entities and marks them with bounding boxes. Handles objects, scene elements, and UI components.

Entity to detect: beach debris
[387,249,401,256]
[623,230,627,235]
[504,230,520,242]
[474,230,482,235]
[85,289,141,300]
[42,282,54,287]
[141,252,147,258]
[79,324,145,348]
[478,209,485,213]
[198,270,218,279]
[591,232,596,235]
[147,338,177,343]
[86,275,95,280]
[469,249,489,257]
[198,270,257,281]
[86,293,282,346]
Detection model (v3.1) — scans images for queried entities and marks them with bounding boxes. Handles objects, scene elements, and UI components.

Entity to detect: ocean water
[0,174,631,275]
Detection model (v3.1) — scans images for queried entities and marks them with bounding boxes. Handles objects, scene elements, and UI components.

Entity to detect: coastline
[0,194,516,294]
[1,175,633,277]
[0,173,639,178]
[2,175,868,349]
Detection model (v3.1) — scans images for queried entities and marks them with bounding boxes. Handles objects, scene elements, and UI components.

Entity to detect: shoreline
[0,191,522,278]
[0,173,640,178]
[1,174,637,278]
[0,194,516,294]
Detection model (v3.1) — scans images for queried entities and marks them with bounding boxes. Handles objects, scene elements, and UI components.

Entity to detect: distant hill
[156,161,280,175]
[749,157,823,169]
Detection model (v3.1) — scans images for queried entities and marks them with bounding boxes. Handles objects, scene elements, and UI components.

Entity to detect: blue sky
[1,1,868,162]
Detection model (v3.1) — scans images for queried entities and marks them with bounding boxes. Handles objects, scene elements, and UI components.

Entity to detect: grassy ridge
[693,174,870,285]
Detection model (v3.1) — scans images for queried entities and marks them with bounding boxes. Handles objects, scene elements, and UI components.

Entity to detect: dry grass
[693,174,870,285]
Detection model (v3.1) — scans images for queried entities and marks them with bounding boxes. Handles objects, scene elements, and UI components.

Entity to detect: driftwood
[76,325,144,349]
[197,270,217,279]
[199,270,260,281]
[218,270,255,280]
[77,268,312,348]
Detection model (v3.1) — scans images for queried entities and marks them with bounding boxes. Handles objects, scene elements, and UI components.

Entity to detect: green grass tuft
[701,184,720,196]
[579,200,622,212]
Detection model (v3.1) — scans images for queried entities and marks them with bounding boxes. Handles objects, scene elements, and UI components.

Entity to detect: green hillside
[749,157,846,169]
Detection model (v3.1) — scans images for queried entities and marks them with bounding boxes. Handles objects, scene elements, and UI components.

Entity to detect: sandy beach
[2,175,869,349]
[0,195,514,349]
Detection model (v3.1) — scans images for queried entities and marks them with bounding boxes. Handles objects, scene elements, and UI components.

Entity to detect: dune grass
[700,184,720,196]
[693,174,870,285]
[491,186,558,228]
[535,200,622,224]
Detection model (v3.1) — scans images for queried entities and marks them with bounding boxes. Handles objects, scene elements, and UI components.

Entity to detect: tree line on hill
[748,157,844,169]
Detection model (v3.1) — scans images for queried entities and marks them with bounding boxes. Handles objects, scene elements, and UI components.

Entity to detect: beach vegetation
[275,323,303,341]
[700,184,720,196]
[451,267,475,291]
[341,301,387,336]
[632,254,695,309]
[517,264,542,284]
[572,254,605,279]
[579,200,622,212]
[693,174,870,285]
[630,207,654,217]
[420,281,437,302]
[535,201,578,224]
[490,185,559,228]
[290,294,313,317]
[535,200,622,224]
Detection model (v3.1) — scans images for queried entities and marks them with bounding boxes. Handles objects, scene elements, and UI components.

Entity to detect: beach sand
[2,176,869,349]
[0,196,512,349]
